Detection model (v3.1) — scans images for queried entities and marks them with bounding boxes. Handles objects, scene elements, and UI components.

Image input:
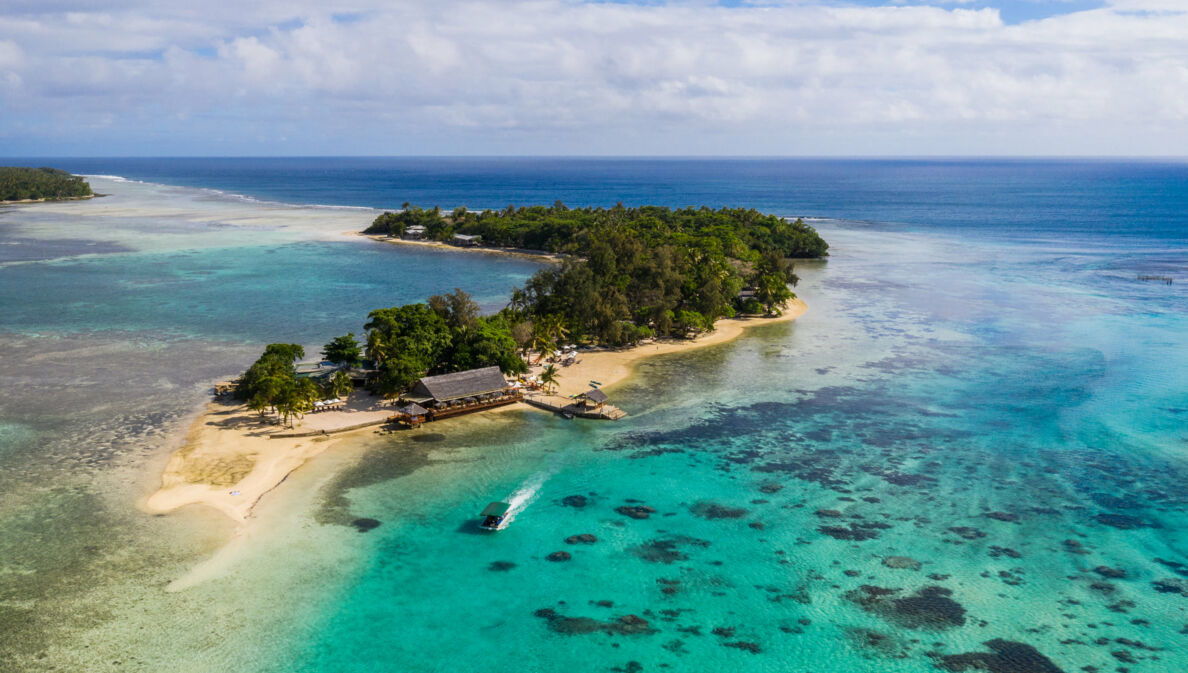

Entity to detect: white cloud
[0,0,1185,155]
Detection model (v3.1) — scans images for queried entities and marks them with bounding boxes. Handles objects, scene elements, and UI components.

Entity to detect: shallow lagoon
[1,166,1186,672]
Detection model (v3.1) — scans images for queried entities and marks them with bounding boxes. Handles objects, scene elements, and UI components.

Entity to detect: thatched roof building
[405,366,509,405]
[579,388,609,405]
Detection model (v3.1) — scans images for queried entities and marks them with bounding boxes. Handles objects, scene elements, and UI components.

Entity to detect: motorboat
[479,501,511,530]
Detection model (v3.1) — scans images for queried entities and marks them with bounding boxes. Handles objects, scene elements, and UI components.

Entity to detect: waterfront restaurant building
[401,366,519,419]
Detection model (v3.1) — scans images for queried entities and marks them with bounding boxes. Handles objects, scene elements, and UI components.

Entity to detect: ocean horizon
[1,158,1186,673]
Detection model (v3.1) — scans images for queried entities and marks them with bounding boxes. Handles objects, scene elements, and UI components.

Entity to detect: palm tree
[275,378,319,428]
[248,392,271,417]
[541,314,570,345]
[540,364,560,395]
[366,330,389,365]
[328,370,353,399]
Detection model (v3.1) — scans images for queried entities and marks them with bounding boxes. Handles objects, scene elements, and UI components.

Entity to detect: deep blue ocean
[26,156,1188,239]
[0,158,1185,673]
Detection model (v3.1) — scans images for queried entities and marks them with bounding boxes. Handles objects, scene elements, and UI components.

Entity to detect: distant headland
[0,166,95,203]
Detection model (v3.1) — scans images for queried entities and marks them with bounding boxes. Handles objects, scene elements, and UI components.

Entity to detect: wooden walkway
[523,394,627,420]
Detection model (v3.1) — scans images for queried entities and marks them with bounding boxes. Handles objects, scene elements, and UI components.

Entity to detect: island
[0,166,94,202]
[146,204,826,524]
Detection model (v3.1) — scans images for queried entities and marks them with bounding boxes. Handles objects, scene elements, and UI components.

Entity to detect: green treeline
[0,167,93,202]
[367,202,826,348]
[236,289,528,408]
[365,202,828,259]
[364,289,526,395]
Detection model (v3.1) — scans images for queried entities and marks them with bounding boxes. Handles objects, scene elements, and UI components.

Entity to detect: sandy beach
[143,298,805,524]
[359,233,565,263]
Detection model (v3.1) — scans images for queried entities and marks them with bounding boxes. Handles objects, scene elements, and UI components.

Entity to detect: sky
[0,0,1186,156]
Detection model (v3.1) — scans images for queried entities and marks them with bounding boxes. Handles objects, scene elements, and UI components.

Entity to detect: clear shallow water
[0,160,1186,673]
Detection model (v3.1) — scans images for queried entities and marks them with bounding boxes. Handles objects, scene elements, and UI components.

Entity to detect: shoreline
[0,193,103,205]
[142,298,805,526]
[358,232,565,263]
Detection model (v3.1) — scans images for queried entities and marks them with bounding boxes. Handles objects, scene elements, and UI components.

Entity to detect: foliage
[325,370,353,399]
[0,167,93,202]
[428,288,480,330]
[539,364,560,394]
[363,205,449,239]
[362,202,822,348]
[367,202,827,259]
[234,343,305,402]
[321,333,362,367]
[234,343,320,425]
[365,304,452,395]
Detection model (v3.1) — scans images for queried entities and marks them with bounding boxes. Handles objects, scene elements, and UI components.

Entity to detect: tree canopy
[365,202,821,347]
[366,202,827,260]
[321,333,362,367]
[0,167,93,202]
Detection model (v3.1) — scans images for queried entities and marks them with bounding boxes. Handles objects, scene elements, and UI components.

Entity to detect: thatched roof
[396,402,428,416]
[409,366,508,403]
[580,388,609,404]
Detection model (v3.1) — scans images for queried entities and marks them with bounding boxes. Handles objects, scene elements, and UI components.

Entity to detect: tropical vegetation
[234,202,827,408]
[367,202,824,347]
[0,167,93,202]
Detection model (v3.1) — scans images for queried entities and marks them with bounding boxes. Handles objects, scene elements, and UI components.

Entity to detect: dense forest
[366,202,828,259]
[0,167,93,202]
[367,202,826,347]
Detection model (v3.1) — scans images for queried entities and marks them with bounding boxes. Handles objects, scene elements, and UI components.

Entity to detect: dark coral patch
[846,585,966,630]
[891,587,967,629]
[351,518,381,532]
[1152,578,1188,595]
[534,608,655,636]
[631,536,711,564]
[936,639,1065,673]
[818,521,890,541]
[1093,513,1157,530]
[985,511,1020,523]
[616,505,657,520]
[547,551,573,562]
[989,546,1022,559]
[724,641,762,654]
[689,501,748,520]
[488,561,517,572]
[566,534,598,545]
[1093,566,1126,579]
[561,495,588,508]
[948,526,986,541]
[1154,557,1188,577]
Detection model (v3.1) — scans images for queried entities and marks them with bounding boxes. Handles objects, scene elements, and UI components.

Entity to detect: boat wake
[494,453,567,528]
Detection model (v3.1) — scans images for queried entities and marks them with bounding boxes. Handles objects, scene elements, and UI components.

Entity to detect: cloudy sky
[0,0,1185,156]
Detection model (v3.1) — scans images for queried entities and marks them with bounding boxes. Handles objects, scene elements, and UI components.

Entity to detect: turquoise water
[276,228,1187,673]
[1,163,1186,672]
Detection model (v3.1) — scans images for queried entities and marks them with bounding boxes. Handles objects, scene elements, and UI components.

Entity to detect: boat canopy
[480,502,511,517]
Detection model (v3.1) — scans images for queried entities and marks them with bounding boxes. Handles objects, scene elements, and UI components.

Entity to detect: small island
[0,166,94,203]
[147,204,826,523]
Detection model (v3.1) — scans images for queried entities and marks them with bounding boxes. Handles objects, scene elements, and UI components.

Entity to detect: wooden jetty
[523,393,627,420]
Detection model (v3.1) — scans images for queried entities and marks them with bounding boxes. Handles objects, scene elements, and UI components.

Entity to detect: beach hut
[394,402,429,427]
[403,225,426,240]
[452,233,481,247]
[577,388,609,410]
